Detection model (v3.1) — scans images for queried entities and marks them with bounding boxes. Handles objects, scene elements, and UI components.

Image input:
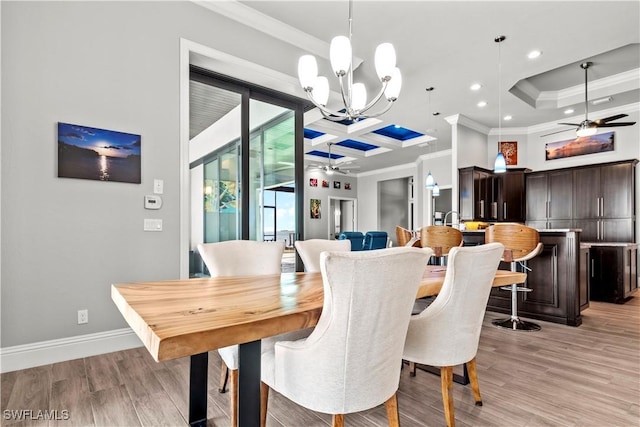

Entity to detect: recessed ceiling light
[564,108,574,114]
[432,112,440,116]
[470,83,482,91]
[503,115,512,121]
[477,101,487,107]
[527,50,542,59]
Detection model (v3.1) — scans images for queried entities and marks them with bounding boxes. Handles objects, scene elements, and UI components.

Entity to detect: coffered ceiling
[192,1,640,174]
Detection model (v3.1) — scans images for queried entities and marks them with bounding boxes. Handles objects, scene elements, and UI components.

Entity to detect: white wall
[356,164,417,233]
[0,1,317,358]
[304,169,358,239]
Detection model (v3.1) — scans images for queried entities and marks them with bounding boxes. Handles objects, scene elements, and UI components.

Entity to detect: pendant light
[493,35,507,174]
[432,182,440,197]
[425,87,436,188]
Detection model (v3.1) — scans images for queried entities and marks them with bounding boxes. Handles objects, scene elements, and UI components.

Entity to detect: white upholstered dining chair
[402,242,504,427]
[260,247,433,427]
[197,239,287,427]
[294,239,351,272]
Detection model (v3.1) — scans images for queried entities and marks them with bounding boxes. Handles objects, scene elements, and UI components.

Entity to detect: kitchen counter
[463,229,582,326]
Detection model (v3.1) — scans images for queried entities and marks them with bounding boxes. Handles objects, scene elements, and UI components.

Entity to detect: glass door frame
[189,66,305,244]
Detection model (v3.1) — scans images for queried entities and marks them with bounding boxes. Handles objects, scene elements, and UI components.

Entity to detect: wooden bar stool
[396,226,421,247]
[420,225,463,265]
[484,223,544,331]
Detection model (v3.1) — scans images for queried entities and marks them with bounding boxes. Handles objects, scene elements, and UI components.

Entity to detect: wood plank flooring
[2,296,638,426]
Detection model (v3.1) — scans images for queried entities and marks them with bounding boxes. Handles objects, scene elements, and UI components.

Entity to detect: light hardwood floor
[2,297,639,427]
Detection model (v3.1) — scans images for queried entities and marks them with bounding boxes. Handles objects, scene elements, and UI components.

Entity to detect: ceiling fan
[541,62,636,138]
[307,142,360,175]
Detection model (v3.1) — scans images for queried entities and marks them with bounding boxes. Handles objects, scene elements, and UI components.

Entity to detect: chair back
[396,226,421,247]
[363,231,388,250]
[403,243,504,367]
[485,223,542,262]
[419,225,463,257]
[338,231,365,251]
[294,239,350,272]
[271,247,433,414]
[197,240,285,276]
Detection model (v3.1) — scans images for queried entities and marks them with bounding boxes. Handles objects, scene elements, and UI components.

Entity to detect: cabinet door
[474,171,490,220]
[579,246,590,310]
[526,173,548,221]
[548,170,573,220]
[601,218,634,242]
[500,171,525,222]
[574,219,599,242]
[600,163,633,218]
[459,169,474,221]
[574,168,600,219]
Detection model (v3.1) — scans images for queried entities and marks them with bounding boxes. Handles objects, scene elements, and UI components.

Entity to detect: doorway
[328,196,357,240]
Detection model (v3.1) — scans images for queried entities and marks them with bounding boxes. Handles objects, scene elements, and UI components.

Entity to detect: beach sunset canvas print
[545,131,614,161]
[57,122,141,183]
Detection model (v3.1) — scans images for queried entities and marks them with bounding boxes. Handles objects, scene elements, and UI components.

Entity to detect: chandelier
[297,0,402,121]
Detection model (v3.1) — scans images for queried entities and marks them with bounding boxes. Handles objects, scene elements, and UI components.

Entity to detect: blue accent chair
[338,231,365,251]
[363,231,389,250]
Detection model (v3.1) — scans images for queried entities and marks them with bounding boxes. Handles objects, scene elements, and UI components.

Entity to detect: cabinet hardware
[504,202,507,219]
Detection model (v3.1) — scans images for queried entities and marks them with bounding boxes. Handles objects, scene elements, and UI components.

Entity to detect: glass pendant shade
[330,36,352,76]
[374,43,396,80]
[313,76,330,105]
[351,83,367,111]
[494,152,507,173]
[298,55,318,89]
[432,182,440,197]
[384,68,402,101]
[425,171,435,188]
[576,123,597,137]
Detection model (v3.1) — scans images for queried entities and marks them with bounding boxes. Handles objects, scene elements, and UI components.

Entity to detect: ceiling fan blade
[557,122,580,126]
[595,122,636,128]
[540,128,574,138]
[595,114,628,124]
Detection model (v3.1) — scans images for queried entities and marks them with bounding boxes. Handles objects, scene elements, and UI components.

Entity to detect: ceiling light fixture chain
[494,35,507,174]
[297,0,402,121]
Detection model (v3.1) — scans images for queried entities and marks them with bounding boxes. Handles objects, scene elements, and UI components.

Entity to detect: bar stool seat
[484,223,543,331]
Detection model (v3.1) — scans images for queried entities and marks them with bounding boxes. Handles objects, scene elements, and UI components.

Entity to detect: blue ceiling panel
[304,128,325,139]
[307,150,344,160]
[372,124,424,141]
[337,139,379,151]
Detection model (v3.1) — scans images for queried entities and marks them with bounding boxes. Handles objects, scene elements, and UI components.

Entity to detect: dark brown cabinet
[493,169,527,222]
[526,169,573,229]
[573,161,636,242]
[589,244,638,303]
[459,167,526,222]
[459,167,492,221]
[476,230,582,326]
[579,245,590,311]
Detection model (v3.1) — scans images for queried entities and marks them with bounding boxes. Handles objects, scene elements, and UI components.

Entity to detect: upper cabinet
[526,169,573,230]
[526,159,637,243]
[573,161,637,242]
[459,167,527,222]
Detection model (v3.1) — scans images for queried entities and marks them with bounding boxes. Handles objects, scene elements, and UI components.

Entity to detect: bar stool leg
[491,261,541,331]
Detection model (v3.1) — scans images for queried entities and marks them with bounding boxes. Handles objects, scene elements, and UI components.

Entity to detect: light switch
[154,179,164,194]
[144,219,163,232]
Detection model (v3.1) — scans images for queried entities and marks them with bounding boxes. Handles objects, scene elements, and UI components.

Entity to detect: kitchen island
[463,229,582,326]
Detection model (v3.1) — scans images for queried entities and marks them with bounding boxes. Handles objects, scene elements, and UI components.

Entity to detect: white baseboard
[0,328,143,373]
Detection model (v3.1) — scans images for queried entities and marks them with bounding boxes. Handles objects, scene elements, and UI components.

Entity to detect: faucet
[444,211,459,227]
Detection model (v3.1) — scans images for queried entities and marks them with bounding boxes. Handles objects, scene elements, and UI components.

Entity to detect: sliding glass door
[189,67,304,269]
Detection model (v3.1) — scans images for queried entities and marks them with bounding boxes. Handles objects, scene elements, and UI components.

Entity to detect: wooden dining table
[111,265,526,427]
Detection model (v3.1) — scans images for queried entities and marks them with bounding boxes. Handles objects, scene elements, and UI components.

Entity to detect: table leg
[238,340,261,427]
[189,352,208,427]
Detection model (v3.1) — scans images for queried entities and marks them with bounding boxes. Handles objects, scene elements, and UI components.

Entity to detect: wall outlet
[77,309,88,325]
